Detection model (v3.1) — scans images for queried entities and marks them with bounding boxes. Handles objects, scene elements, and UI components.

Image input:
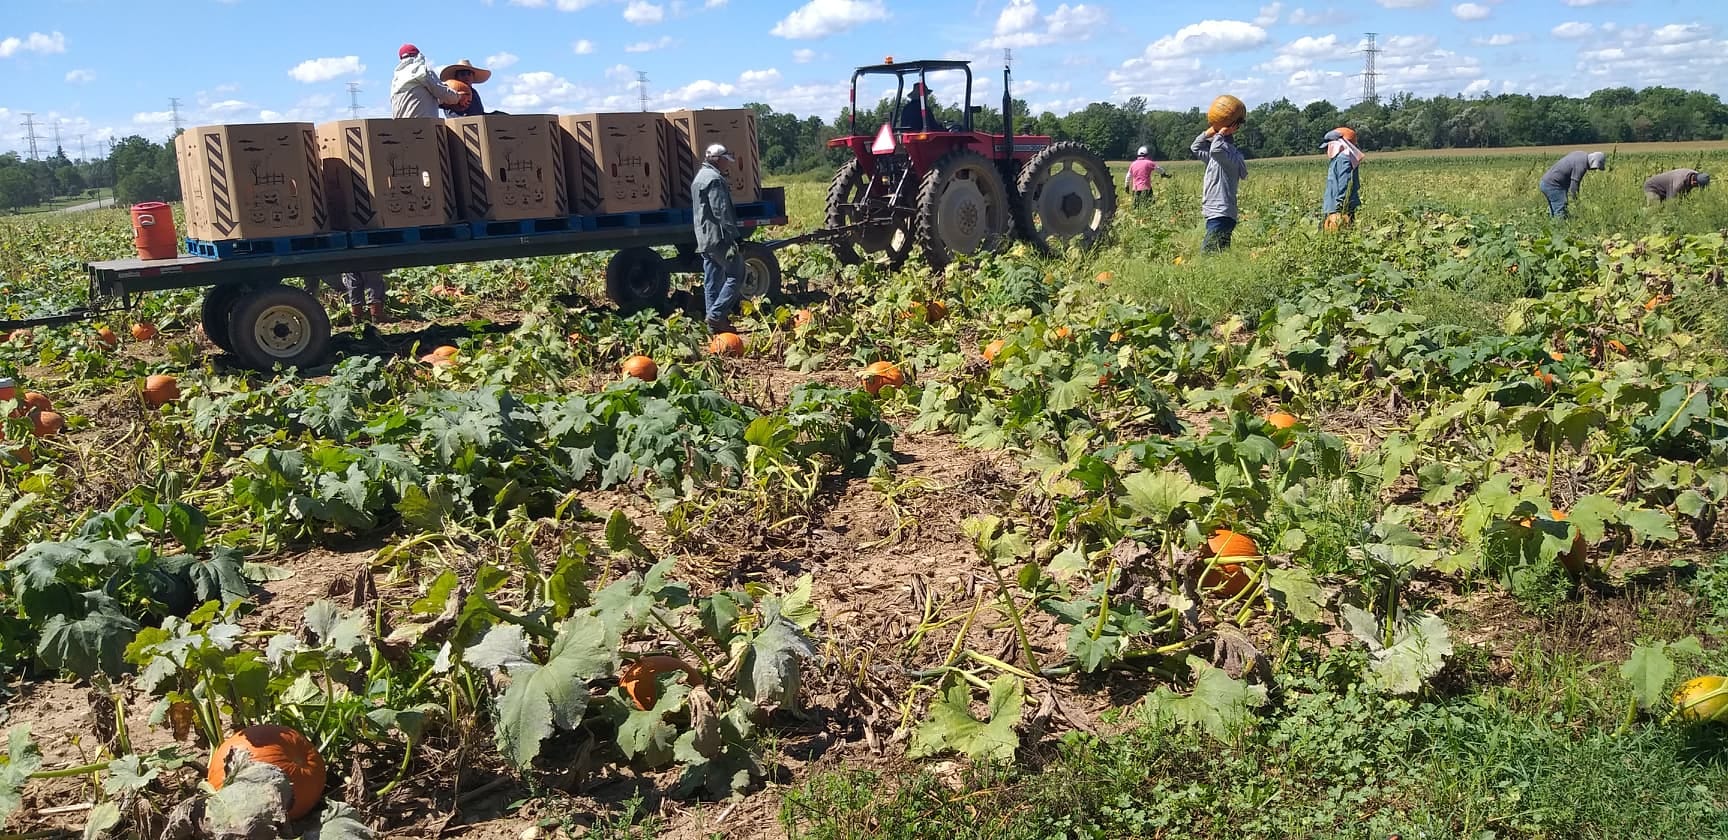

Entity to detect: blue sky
[1,0,1724,159]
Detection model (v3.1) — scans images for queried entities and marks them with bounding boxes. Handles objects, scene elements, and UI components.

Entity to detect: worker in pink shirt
[1124,146,1170,205]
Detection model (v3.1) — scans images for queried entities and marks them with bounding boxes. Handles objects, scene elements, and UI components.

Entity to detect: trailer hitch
[0,308,98,332]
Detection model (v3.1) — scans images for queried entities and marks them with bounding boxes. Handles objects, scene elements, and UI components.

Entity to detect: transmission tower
[52,120,63,158]
[19,112,40,160]
[168,97,183,134]
[1359,33,1380,105]
[347,82,364,118]
[77,134,87,162]
[637,71,650,112]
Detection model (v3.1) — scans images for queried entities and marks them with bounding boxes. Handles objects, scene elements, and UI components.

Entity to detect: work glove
[724,242,740,264]
[1160,171,1172,178]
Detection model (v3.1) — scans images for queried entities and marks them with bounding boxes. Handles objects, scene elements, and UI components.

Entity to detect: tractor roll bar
[847,60,974,136]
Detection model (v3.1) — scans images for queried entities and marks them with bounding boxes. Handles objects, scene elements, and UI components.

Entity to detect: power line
[347,82,364,119]
[168,97,183,135]
[1359,32,1380,106]
[77,134,86,162]
[51,120,62,157]
[19,112,40,161]
[636,71,650,112]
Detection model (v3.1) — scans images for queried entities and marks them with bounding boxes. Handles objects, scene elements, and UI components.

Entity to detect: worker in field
[1538,150,1606,218]
[693,143,743,334]
[1644,168,1711,203]
[439,59,490,117]
[1191,122,1247,251]
[1320,127,1362,230]
[899,82,933,132]
[1125,147,1170,206]
[391,44,467,119]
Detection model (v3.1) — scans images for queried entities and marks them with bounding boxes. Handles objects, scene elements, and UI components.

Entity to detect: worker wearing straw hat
[439,58,492,117]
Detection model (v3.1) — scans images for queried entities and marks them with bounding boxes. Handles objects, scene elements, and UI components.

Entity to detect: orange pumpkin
[1096,271,1114,283]
[7,329,30,345]
[31,410,64,437]
[1644,294,1670,312]
[1207,94,1246,129]
[208,725,327,821]
[1266,411,1298,430]
[1109,331,1124,343]
[793,308,815,328]
[1207,529,1259,558]
[131,323,159,341]
[1550,509,1589,574]
[983,339,1007,363]
[0,380,12,403]
[860,361,904,396]
[622,355,658,382]
[619,655,704,711]
[708,332,745,357]
[1200,562,1253,599]
[925,300,949,323]
[16,392,52,418]
[1606,339,1628,354]
[143,374,180,408]
[1533,367,1556,389]
[419,345,459,366]
[1548,351,1565,362]
[1053,326,1072,341]
[96,327,118,349]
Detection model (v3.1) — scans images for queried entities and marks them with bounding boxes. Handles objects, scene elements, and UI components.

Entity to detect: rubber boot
[349,304,365,323]
[369,301,386,323]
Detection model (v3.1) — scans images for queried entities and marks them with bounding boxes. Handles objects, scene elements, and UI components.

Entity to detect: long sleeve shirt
[1540,151,1593,197]
[390,56,463,119]
[1322,154,1361,214]
[692,163,740,253]
[442,86,486,118]
[1191,131,1246,220]
[1643,169,1699,200]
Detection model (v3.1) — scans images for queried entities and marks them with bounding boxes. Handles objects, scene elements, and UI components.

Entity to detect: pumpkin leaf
[1264,567,1327,623]
[1146,657,1267,742]
[490,614,617,768]
[204,752,292,838]
[37,597,139,679]
[616,681,691,767]
[301,801,377,840]
[102,754,158,796]
[909,674,1024,762]
[82,802,121,840]
[0,725,42,828]
[1120,470,1211,524]
[302,600,368,656]
[738,606,816,709]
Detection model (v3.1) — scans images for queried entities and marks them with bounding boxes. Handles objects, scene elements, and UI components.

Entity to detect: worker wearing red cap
[391,43,466,119]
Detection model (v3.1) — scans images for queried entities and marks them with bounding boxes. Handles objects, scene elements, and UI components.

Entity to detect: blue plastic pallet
[736,201,777,220]
[185,232,350,259]
[470,216,582,238]
[347,223,472,248]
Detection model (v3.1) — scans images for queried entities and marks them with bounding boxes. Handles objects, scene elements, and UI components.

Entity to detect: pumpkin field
[2,144,1728,839]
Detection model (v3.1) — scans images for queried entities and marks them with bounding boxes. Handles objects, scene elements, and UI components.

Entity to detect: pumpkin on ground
[924,300,949,323]
[1200,529,1259,598]
[420,345,459,366]
[1207,529,1259,558]
[96,327,118,349]
[1674,675,1728,723]
[860,361,904,396]
[983,339,1007,363]
[208,725,328,820]
[1208,94,1247,129]
[793,309,815,328]
[1266,411,1298,430]
[619,655,705,711]
[143,374,180,408]
[708,332,745,357]
[622,355,658,382]
[131,323,159,341]
[30,411,63,438]
[1549,509,1590,574]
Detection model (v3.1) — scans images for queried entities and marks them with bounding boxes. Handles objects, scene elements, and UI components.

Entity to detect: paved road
[53,198,112,213]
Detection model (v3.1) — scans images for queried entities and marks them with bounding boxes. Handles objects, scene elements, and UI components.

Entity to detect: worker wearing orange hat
[439,59,491,117]
[391,44,465,119]
[1320,126,1362,231]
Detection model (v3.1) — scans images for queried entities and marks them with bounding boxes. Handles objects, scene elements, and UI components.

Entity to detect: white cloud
[1567,21,1728,93]
[1286,7,1347,25]
[793,48,817,63]
[1471,33,1522,46]
[604,63,636,81]
[258,109,284,121]
[770,0,889,39]
[1462,78,1491,95]
[1150,19,1269,56]
[1046,5,1108,40]
[1562,0,1607,5]
[1451,2,1489,21]
[706,0,728,6]
[133,110,174,126]
[499,70,597,111]
[1552,22,1594,39]
[1255,33,1356,73]
[64,68,96,84]
[0,31,67,58]
[623,0,664,24]
[573,39,595,54]
[1375,0,1428,7]
[1254,2,1282,26]
[487,52,520,69]
[206,99,252,114]
[982,0,1109,48]
[288,55,364,83]
[1107,22,1270,106]
[624,36,678,52]
[739,68,782,85]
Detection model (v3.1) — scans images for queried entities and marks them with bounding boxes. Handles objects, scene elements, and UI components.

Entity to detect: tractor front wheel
[915,149,1013,269]
[825,158,913,267]
[1015,141,1117,254]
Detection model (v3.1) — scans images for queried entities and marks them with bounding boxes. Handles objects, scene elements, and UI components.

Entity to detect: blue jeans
[1202,216,1237,251]
[1541,185,1570,218]
[310,272,385,305]
[702,245,743,323]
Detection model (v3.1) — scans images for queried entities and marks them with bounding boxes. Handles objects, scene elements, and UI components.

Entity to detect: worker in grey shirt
[1644,168,1711,202]
[1191,123,1247,251]
[391,44,465,119]
[1538,151,1606,218]
[692,143,743,333]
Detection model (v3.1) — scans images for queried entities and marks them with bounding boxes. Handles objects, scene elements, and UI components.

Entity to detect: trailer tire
[606,247,672,314]
[738,243,782,302]
[226,284,332,372]
[200,283,247,353]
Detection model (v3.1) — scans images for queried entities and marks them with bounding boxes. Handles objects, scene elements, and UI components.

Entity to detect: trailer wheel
[200,283,247,353]
[738,243,782,302]
[606,247,672,314]
[226,284,332,372]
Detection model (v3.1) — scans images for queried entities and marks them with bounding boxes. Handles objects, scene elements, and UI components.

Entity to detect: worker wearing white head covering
[1321,127,1363,230]
[1124,146,1170,205]
[692,143,743,332]
[1539,150,1608,218]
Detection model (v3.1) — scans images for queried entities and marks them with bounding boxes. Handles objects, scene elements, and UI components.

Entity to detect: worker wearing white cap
[692,143,743,333]
[1538,150,1607,218]
[1124,146,1169,206]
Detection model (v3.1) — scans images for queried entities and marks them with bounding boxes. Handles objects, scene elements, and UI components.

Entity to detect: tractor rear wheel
[825,158,913,268]
[915,149,1012,269]
[1015,141,1116,254]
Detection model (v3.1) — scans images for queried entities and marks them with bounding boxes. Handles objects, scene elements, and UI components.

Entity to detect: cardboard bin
[317,118,454,230]
[444,115,567,222]
[177,122,327,241]
[558,113,669,215]
[663,108,762,205]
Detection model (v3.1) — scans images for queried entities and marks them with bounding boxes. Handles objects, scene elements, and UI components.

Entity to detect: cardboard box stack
[558,113,670,214]
[176,123,328,241]
[662,109,763,205]
[445,115,567,221]
[317,119,454,230]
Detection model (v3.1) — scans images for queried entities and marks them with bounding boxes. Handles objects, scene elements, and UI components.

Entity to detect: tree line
[749,85,1728,174]
[0,136,179,212]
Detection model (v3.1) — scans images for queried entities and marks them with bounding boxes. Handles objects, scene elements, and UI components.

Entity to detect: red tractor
[823,58,1116,269]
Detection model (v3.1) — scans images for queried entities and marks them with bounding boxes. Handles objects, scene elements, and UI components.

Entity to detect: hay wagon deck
[17,188,787,372]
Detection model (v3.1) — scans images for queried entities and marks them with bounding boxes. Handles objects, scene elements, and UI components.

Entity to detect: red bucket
[131,202,179,260]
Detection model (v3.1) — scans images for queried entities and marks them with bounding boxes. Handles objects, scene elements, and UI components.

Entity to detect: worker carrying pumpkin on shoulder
[1538,150,1606,218]
[1644,168,1711,203]
[1124,147,1170,206]
[1192,95,1248,252]
[391,44,466,119]
[439,59,492,117]
[1320,127,1362,231]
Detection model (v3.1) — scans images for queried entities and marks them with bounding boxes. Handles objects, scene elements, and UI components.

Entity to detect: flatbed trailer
[22,187,790,371]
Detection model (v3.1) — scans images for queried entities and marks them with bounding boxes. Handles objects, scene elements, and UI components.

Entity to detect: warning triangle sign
[871,123,897,154]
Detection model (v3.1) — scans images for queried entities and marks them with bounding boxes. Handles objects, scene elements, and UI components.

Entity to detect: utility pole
[20,112,40,160]
[636,71,650,112]
[169,97,183,135]
[52,120,63,158]
[347,82,364,118]
[1359,33,1380,106]
[77,134,86,163]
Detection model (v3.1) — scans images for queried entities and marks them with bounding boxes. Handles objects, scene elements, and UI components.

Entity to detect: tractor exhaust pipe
[1002,52,1013,144]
